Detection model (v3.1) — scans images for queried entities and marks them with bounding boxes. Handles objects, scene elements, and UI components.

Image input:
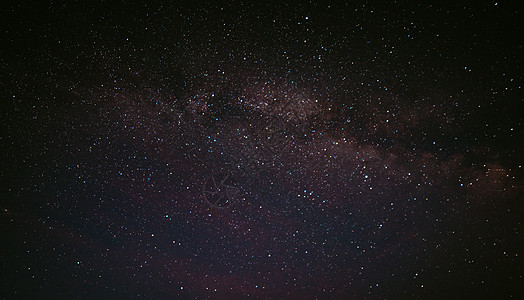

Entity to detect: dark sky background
[1,1,523,299]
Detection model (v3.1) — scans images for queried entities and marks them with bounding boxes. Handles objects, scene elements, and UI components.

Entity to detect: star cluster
[2,1,523,299]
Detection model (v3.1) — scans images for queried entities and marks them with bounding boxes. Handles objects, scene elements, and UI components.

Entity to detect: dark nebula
[2,1,523,299]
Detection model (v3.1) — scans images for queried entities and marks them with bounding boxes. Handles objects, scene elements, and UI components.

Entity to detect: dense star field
[1,1,523,299]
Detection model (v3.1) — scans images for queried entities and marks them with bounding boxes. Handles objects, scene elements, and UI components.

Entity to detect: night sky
[2,1,523,299]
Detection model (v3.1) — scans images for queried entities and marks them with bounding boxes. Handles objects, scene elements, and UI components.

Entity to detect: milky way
[2,2,523,299]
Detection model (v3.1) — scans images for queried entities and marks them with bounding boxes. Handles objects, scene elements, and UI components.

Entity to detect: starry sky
[1,1,523,299]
